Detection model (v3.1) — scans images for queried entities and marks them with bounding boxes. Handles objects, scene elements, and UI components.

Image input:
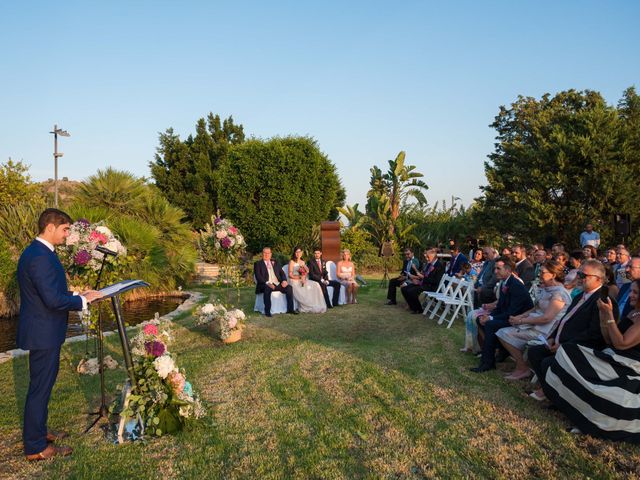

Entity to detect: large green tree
[475,88,640,247]
[217,136,345,252]
[150,113,245,228]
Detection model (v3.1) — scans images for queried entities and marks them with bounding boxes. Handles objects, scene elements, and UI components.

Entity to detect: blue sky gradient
[1,1,638,208]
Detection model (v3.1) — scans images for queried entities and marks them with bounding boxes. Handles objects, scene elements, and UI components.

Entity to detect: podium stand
[84,280,149,432]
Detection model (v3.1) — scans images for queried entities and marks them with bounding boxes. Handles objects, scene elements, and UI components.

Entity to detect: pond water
[0,296,187,353]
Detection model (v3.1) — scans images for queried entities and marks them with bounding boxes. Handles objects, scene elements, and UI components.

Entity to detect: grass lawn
[1,280,640,479]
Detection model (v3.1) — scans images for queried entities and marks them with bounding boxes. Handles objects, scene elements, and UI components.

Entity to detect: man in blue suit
[470,256,534,373]
[18,209,102,461]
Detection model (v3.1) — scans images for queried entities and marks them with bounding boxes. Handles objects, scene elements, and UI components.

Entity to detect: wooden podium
[320,221,341,262]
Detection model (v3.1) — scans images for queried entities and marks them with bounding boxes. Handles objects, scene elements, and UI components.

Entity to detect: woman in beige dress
[336,249,358,304]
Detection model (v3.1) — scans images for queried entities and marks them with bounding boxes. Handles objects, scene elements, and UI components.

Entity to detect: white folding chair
[326,260,347,305]
[424,275,460,319]
[438,279,475,328]
[422,274,451,317]
[430,277,465,321]
[253,270,289,315]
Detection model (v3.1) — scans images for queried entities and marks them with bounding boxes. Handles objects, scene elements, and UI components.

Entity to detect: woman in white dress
[288,247,326,314]
[337,249,359,304]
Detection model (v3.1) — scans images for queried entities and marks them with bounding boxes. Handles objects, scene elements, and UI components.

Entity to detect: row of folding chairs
[421,275,475,328]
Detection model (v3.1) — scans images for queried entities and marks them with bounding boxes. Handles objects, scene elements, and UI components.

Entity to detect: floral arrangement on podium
[195,301,246,343]
[113,319,205,437]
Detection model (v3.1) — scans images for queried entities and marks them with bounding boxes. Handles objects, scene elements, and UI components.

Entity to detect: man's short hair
[583,259,606,279]
[495,256,515,271]
[38,208,72,234]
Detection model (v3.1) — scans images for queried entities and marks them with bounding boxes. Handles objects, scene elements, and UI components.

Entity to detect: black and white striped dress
[543,317,640,443]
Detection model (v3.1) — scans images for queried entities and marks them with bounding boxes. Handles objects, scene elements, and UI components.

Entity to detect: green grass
[1,281,640,479]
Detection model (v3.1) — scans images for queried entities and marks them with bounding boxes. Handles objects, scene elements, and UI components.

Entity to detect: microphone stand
[84,250,112,433]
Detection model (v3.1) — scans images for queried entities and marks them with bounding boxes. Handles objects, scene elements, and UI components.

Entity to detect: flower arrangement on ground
[114,318,205,437]
[195,300,246,342]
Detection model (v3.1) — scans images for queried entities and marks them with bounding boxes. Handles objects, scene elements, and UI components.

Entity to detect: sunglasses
[576,271,601,279]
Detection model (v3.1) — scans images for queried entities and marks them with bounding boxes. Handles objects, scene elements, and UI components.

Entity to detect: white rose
[95,226,113,237]
[153,354,176,379]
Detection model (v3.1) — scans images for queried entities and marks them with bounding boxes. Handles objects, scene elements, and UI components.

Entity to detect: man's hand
[268,283,276,290]
[399,275,406,282]
[281,281,288,288]
[82,290,104,304]
[478,315,489,326]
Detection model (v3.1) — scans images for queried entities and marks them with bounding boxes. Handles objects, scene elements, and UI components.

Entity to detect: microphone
[95,245,117,257]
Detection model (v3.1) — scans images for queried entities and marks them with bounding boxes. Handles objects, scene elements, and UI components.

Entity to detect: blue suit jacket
[446,253,469,276]
[491,275,534,323]
[17,240,83,350]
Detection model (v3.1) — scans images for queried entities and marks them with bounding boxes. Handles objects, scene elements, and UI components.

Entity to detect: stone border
[0,291,205,365]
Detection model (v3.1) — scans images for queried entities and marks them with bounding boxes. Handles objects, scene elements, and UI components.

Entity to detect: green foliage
[0,197,46,259]
[150,114,245,229]
[475,87,640,248]
[218,137,346,252]
[0,159,43,204]
[69,169,197,291]
[406,197,474,250]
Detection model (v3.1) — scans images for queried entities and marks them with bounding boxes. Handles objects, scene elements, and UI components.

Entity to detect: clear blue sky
[1,1,638,208]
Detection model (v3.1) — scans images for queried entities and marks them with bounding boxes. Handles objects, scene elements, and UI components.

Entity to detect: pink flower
[145,340,165,357]
[220,236,232,249]
[228,226,238,235]
[215,230,228,239]
[143,324,158,336]
[89,230,108,245]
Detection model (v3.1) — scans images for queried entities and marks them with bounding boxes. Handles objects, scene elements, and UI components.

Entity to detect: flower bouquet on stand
[111,319,205,440]
[195,301,246,344]
[196,214,247,304]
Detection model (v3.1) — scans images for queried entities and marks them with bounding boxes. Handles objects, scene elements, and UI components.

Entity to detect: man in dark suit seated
[527,260,618,397]
[385,248,420,305]
[616,256,640,319]
[401,247,445,313]
[17,208,102,461]
[446,243,468,277]
[473,246,498,307]
[470,256,534,373]
[513,244,535,289]
[254,247,296,317]
[307,248,342,308]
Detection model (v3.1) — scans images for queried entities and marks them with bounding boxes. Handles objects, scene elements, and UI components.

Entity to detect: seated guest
[446,243,468,277]
[254,247,296,317]
[497,260,571,380]
[288,247,327,313]
[470,249,485,277]
[307,248,342,308]
[501,246,512,258]
[582,245,598,261]
[337,249,359,304]
[604,264,620,300]
[604,247,618,267]
[532,248,547,279]
[474,246,498,307]
[455,262,473,281]
[541,280,640,441]
[564,250,584,296]
[385,248,419,305]
[551,243,565,257]
[513,244,535,289]
[461,300,496,354]
[401,248,445,313]
[616,256,640,318]
[527,260,617,401]
[615,247,632,289]
[470,257,534,373]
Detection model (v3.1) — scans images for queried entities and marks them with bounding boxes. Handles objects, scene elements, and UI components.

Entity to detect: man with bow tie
[307,248,342,308]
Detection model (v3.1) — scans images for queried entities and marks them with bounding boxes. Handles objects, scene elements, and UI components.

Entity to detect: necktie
[553,295,587,344]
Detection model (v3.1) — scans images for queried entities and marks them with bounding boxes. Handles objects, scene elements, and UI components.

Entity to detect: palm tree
[337,203,366,230]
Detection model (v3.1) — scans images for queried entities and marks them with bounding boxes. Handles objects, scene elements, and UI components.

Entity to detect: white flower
[235,234,244,246]
[215,230,228,239]
[95,225,113,237]
[66,232,80,246]
[201,303,215,314]
[153,354,177,379]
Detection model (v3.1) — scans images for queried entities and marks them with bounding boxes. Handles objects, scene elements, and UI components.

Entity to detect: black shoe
[265,312,272,317]
[385,300,397,305]
[495,351,510,363]
[327,305,333,309]
[470,363,496,373]
[287,310,299,315]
